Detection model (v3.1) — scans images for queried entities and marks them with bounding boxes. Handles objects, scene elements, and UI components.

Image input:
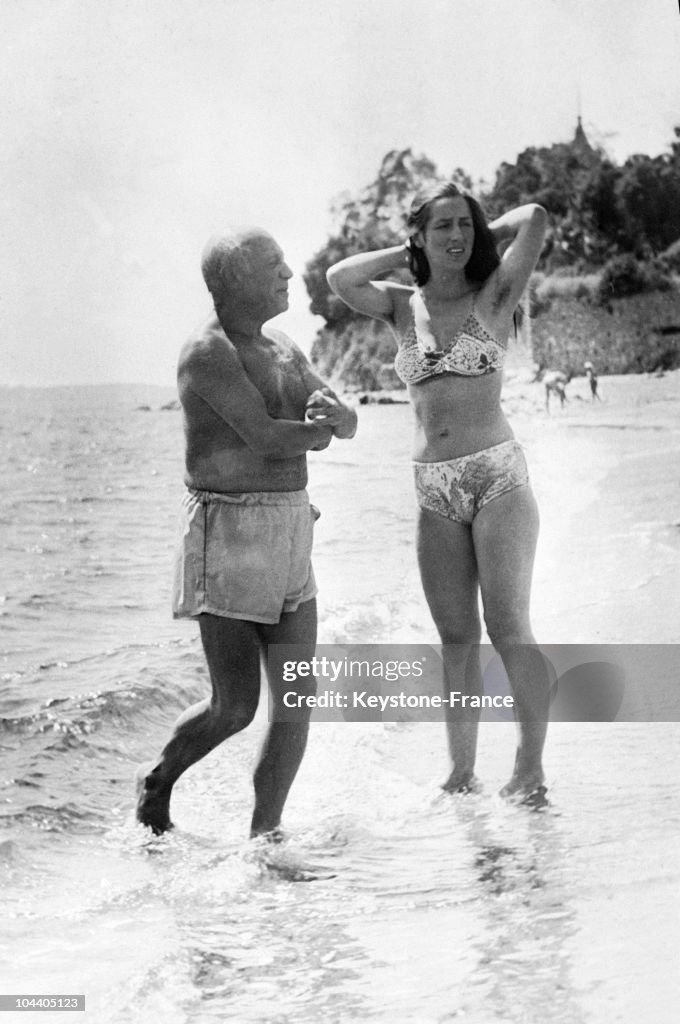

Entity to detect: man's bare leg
[250,598,318,837]
[136,614,261,834]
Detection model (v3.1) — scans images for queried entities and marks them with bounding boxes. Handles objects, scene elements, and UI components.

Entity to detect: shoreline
[511,369,680,643]
[346,364,679,414]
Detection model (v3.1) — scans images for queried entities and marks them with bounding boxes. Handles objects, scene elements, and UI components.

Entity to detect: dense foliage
[596,253,673,303]
[486,126,680,268]
[305,126,680,387]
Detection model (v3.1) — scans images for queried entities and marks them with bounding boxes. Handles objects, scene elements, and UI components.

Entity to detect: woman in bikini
[325,182,549,803]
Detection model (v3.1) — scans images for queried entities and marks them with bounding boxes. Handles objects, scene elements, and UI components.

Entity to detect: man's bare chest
[239,347,307,418]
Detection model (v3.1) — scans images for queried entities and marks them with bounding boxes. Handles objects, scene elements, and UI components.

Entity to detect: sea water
[1,384,679,1023]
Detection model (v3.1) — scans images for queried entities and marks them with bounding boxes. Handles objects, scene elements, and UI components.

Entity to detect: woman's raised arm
[487,203,548,308]
[326,245,412,321]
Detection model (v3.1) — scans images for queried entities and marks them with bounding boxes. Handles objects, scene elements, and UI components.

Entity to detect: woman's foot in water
[135,763,174,835]
[441,769,482,795]
[250,825,288,844]
[500,772,548,808]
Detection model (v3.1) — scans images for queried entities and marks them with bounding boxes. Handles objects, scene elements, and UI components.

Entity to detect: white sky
[1,0,679,386]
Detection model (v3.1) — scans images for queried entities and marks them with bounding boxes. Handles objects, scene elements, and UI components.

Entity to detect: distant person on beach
[136,226,357,837]
[584,361,601,401]
[543,369,570,411]
[327,183,550,805]
[532,362,573,411]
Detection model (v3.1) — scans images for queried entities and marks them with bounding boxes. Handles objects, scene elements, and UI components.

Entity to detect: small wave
[566,422,666,431]
[0,678,203,741]
[4,496,68,507]
[18,594,60,608]
[0,801,106,834]
[320,597,424,644]
[0,641,207,799]
[313,458,361,469]
[5,636,200,683]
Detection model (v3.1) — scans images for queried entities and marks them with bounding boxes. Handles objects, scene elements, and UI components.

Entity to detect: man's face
[239,233,293,319]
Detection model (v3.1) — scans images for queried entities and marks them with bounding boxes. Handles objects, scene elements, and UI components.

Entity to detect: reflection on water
[4,714,680,1022]
[25,721,663,1024]
[464,807,581,1024]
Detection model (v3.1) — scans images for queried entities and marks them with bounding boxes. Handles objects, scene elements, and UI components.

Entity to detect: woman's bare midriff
[408,371,514,462]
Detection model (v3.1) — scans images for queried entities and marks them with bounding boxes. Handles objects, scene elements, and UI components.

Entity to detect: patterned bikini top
[394,295,507,384]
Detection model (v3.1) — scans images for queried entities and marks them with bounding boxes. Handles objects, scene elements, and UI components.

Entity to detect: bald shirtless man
[136,227,357,837]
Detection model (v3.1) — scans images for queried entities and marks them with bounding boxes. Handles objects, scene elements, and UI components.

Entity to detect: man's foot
[441,771,482,795]
[247,835,337,882]
[135,764,174,835]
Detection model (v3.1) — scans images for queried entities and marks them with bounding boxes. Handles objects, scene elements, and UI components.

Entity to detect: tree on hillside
[485,124,680,267]
[485,122,609,268]
[487,145,574,219]
[304,148,444,331]
[305,127,680,387]
[304,148,457,386]
[615,135,680,254]
[580,157,623,260]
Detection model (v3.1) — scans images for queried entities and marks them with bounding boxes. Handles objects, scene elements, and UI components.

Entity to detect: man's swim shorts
[172,488,319,624]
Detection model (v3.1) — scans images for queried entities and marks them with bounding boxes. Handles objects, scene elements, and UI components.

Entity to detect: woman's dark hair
[405,181,500,287]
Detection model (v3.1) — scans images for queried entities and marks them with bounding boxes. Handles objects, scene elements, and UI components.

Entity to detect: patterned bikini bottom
[413,440,529,525]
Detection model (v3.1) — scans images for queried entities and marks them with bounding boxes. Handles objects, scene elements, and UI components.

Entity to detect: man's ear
[227,250,253,289]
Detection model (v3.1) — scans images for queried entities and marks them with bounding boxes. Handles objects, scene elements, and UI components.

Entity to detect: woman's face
[416,195,475,272]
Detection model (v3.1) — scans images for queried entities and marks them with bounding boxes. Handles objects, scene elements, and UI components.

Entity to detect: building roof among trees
[571,116,596,162]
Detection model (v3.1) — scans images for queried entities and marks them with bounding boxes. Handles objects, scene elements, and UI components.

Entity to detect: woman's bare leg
[472,485,549,798]
[416,508,483,791]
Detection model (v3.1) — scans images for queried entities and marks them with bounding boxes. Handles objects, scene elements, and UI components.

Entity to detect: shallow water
[1,384,679,1023]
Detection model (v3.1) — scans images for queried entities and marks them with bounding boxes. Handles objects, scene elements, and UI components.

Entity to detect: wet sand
[502,368,680,644]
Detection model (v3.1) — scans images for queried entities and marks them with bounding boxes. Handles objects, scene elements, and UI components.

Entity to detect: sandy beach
[501,367,680,645]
